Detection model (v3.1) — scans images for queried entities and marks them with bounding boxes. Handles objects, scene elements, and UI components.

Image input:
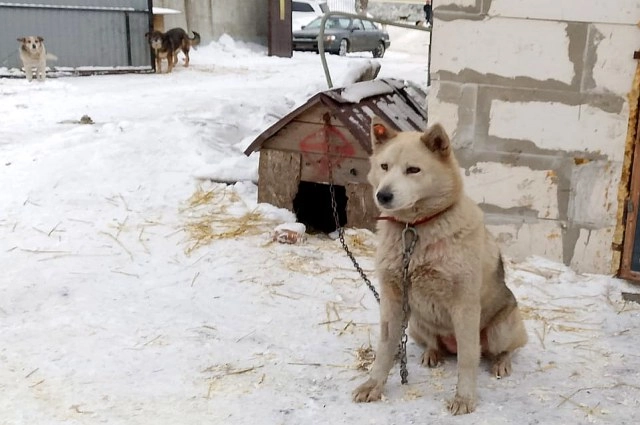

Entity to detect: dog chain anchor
[399,224,418,384]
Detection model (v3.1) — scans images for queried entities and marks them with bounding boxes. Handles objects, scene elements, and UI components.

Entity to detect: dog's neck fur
[378,187,462,227]
[377,203,453,227]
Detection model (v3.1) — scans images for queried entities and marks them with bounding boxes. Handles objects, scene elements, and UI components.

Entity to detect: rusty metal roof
[243,78,428,156]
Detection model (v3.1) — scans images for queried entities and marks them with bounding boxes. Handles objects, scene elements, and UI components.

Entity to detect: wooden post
[268,0,292,57]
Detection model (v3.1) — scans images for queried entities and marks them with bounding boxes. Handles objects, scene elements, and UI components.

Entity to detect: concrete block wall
[154,0,267,44]
[428,0,640,273]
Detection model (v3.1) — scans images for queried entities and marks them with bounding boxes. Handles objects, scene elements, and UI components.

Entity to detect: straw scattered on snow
[354,344,375,371]
[181,185,279,255]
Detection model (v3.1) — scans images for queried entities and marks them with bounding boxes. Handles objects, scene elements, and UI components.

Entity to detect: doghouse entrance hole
[293,181,347,233]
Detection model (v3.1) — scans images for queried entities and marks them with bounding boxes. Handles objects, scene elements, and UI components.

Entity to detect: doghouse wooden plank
[346,182,378,230]
[261,121,371,160]
[295,106,341,125]
[257,149,301,210]
[300,152,371,185]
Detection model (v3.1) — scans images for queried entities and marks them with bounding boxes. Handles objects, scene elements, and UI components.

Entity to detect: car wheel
[338,39,348,56]
[372,41,385,58]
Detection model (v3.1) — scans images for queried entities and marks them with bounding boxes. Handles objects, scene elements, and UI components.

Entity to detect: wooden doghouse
[244,78,428,231]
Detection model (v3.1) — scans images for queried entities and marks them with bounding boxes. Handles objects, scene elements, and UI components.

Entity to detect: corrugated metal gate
[0,0,152,71]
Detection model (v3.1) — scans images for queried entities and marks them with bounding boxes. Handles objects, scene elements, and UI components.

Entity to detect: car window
[305,17,351,30]
[329,17,351,29]
[326,19,340,29]
[336,18,351,29]
[352,19,365,30]
[292,1,314,12]
[304,17,322,28]
[362,20,378,31]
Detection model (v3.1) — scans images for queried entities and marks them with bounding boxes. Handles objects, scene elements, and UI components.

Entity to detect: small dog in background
[145,28,201,74]
[17,36,57,82]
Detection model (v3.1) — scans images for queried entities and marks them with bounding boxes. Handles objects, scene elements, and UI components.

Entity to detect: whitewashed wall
[328,0,356,12]
[153,0,267,44]
[428,0,640,273]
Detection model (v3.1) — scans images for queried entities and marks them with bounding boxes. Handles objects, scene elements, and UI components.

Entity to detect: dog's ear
[17,37,25,43]
[370,116,398,151]
[421,124,451,157]
[37,36,44,42]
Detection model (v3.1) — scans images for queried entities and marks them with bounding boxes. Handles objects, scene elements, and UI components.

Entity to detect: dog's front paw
[352,378,384,402]
[448,394,476,415]
[491,352,512,378]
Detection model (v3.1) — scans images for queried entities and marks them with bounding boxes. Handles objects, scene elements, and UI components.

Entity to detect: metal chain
[325,120,380,304]
[399,224,418,384]
[324,118,416,383]
[328,181,380,304]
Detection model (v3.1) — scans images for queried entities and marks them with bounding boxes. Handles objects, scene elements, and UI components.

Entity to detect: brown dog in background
[352,117,528,415]
[145,28,200,73]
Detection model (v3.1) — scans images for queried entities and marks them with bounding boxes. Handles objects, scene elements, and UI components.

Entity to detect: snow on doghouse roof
[243,78,428,156]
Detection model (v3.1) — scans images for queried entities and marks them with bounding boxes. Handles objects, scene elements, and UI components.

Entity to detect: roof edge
[243,92,324,156]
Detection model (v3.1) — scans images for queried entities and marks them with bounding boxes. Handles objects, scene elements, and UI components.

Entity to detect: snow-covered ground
[1,32,640,425]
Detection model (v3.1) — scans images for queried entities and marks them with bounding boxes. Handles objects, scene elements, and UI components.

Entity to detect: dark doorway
[293,181,347,233]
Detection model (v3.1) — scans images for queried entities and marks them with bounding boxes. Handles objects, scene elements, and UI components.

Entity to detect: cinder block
[431,18,575,84]
[463,162,559,219]
[568,160,621,228]
[489,0,640,25]
[427,81,462,145]
[437,0,478,9]
[570,227,616,274]
[488,100,628,162]
[490,221,614,274]
[488,221,565,265]
[589,24,639,96]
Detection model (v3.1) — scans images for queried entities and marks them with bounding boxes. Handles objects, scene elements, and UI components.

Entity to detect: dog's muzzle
[376,190,394,207]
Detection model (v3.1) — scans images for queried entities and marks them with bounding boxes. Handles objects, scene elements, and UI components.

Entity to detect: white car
[292,1,329,31]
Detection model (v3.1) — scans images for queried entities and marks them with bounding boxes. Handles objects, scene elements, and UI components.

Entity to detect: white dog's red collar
[376,207,450,227]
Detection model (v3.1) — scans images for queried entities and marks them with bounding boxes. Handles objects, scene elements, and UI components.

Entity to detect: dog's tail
[189,31,201,48]
[46,53,58,61]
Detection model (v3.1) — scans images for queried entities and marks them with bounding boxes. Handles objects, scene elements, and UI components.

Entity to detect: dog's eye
[406,167,421,174]
[380,163,388,171]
